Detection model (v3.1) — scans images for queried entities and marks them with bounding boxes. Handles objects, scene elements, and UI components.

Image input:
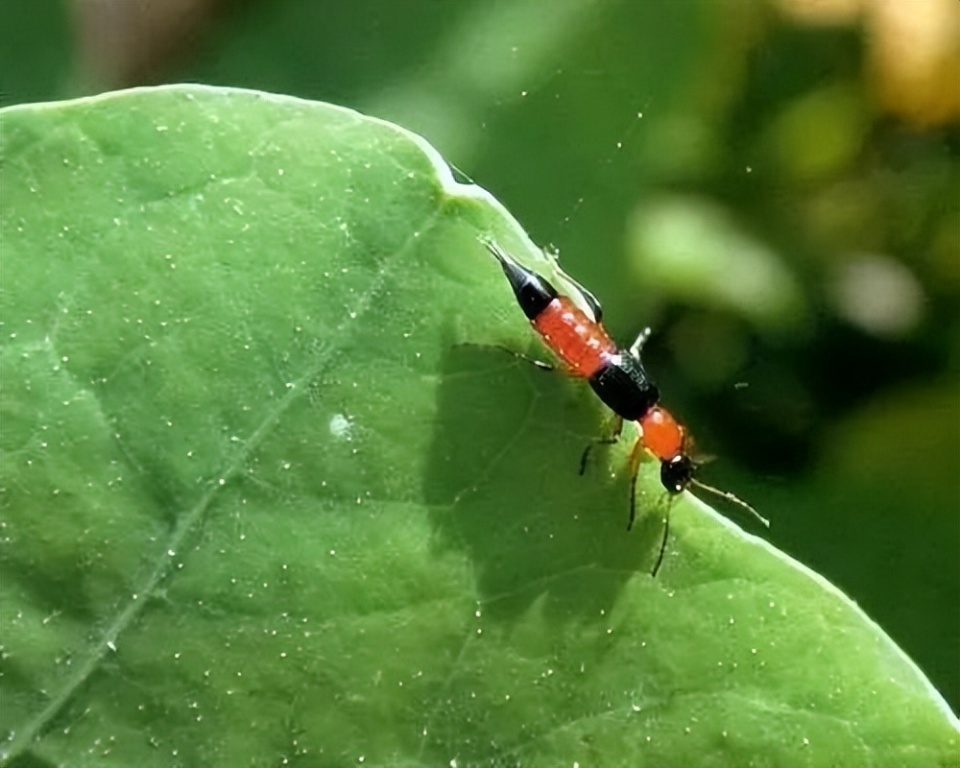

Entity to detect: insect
[482,238,769,575]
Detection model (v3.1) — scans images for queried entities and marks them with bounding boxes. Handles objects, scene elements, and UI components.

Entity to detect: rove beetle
[483,239,769,575]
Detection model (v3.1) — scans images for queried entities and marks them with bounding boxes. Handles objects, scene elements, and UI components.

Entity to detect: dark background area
[2,0,957,712]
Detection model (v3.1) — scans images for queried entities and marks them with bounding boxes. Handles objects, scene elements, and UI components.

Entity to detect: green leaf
[1,85,956,767]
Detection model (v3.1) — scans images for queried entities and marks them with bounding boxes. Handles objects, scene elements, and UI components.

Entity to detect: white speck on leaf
[329,413,352,440]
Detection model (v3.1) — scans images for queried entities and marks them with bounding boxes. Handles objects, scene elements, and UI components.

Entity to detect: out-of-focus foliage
[1,0,956,719]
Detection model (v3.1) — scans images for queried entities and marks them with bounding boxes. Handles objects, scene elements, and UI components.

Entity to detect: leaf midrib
[4,204,446,762]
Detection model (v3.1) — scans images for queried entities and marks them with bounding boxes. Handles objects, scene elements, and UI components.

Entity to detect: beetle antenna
[689,479,770,528]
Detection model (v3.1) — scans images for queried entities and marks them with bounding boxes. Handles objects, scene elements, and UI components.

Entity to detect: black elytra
[588,353,660,423]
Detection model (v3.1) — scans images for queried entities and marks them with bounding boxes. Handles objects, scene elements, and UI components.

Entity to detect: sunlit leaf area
[1,2,957,766]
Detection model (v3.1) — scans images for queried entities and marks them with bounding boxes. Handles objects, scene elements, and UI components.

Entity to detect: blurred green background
[2,0,957,713]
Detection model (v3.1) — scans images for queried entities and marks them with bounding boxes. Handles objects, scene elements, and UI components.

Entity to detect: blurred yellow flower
[779,0,960,127]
